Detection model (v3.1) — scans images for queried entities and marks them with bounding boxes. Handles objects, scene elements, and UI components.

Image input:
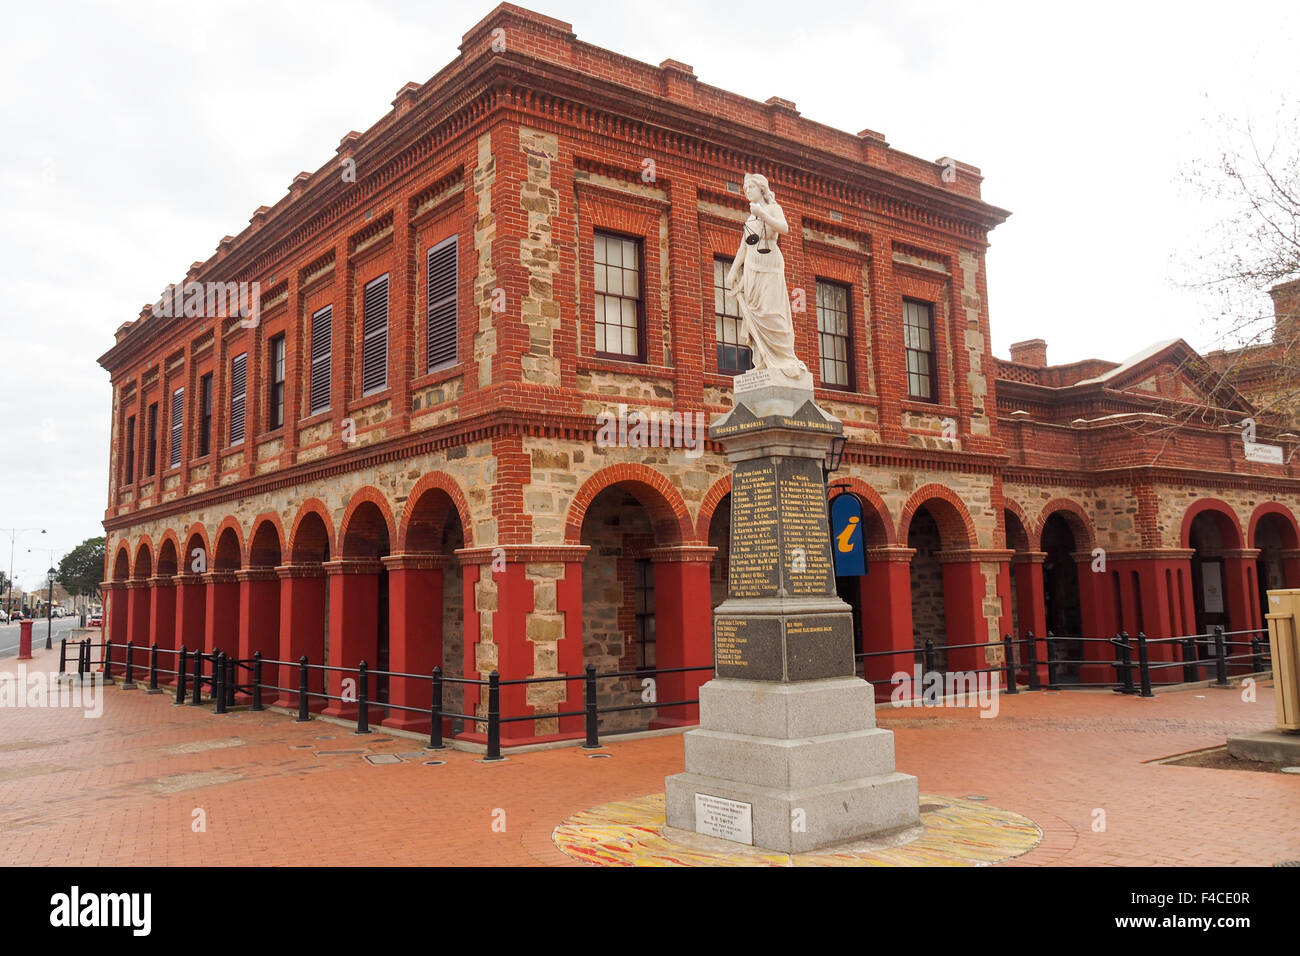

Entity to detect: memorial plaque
[694,792,753,844]
[776,457,836,596]
[715,616,783,680]
[784,614,855,681]
[728,459,782,597]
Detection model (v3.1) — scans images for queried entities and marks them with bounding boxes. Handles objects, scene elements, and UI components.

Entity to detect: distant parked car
[0,609,7,623]
[9,611,23,622]
[88,612,103,627]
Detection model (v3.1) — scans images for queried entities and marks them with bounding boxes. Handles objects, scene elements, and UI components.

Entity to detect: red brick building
[97,4,1298,745]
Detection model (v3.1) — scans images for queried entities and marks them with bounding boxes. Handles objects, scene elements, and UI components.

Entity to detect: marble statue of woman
[725,173,808,379]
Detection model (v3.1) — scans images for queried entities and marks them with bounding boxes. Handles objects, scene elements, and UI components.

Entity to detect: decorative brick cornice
[274,564,326,580]
[937,548,1015,564]
[145,576,175,588]
[645,545,717,564]
[381,553,451,572]
[1087,549,1195,562]
[455,545,591,566]
[865,546,916,564]
[173,573,205,586]
[201,571,239,585]
[323,559,383,576]
[1010,550,1047,566]
[234,568,279,583]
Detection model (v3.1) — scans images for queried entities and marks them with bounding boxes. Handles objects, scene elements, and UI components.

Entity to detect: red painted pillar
[173,572,206,659]
[457,553,535,748]
[380,554,446,733]
[555,550,589,737]
[203,570,239,656]
[236,567,280,665]
[148,575,177,665]
[648,546,715,729]
[938,554,988,672]
[1282,548,1300,589]
[1012,552,1049,684]
[104,581,128,667]
[1222,548,1261,672]
[127,579,151,648]
[275,564,326,711]
[861,547,916,700]
[1076,552,1116,683]
[322,559,380,719]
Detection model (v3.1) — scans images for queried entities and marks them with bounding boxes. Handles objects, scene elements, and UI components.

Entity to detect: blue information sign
[830,493,866,577]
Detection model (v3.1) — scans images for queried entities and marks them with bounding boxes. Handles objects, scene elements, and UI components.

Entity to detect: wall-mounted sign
[1201,561,1224,614]
[1244,441,1284,464]
[830,492,866,577]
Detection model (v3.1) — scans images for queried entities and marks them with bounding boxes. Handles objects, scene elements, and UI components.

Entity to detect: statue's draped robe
[735,211,807,377]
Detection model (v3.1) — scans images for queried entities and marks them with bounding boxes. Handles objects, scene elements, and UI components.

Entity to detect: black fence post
[1182,638,1198,683]
[102,637,111,680]
[1251,635,1264,673]
[176,646,188,704]
[122,640,136,689]
[214,652,228,714]
[147,643,160,693]
[1001,634,1018,694]
[1114,632,1135,695]
[251,652,264,712]
[583,663,601,749]
[296,656,310,722]
[58,638,67,675]
[224,655,236,707]
[356,661,370,735]
[1045,631,1058,690]
[923,639,936,679]
[1025,631,1040,691]
[191,650,203,705]
[485,671,503,761]
[429,667,444,750]
[1136,632,1153,698]
[1213,625,1229,686]
[77,640,86,680]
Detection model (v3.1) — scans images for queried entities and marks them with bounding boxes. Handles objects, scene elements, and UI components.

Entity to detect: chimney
[1009,338,1047,367]
[1270,278,1300,344]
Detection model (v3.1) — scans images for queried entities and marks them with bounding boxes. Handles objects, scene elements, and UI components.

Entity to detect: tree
[58,537,106,604]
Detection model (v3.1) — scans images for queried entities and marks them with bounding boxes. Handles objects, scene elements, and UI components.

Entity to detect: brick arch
[1037,498,1096,552]
[339,487,396,558]
[398,472,475,552]
[248,513,286,568]
[132,536,154,580]
[111,542,132,581]
[212,517,245,571]
[156,532,181,576]
[1003,498,1035,551]
[1181,498,1245,550]
[695,475,733,541]
[288,499,334,564]
[828,476,896,546]
[182,524,211,573]
[565,463,694,546]
[1248,502,1300,550]
[898,484,978,549]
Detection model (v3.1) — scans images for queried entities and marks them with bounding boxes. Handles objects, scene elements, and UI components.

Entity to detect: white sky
[1,0,1296,589]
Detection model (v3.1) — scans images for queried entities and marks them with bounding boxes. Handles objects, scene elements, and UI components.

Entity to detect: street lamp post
[45,566,56,650]
[3,527,46,618]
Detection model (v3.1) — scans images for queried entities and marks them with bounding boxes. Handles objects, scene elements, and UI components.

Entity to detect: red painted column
[647,545,716,729]
[322,559,380,720]
[236,567,280,665]
[1012,552,1048,685]
[1281,548,1300,589]
[127,579,151,648]
[937,553,990,672]
[555,551,588,738]
[275,564,326,711]
[1222,548,1261,672]
[380,554,446,733]
[147,575,177,677]
[172,572,206,659]
[103,581,128,669]
[861,547,915,701]
[203,570,239,656]
[1076,551,1116,683]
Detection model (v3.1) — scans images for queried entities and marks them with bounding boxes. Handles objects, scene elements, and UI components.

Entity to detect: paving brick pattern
[1,645,1294,866]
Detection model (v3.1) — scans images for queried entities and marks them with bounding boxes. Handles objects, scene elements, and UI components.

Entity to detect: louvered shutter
[309,305,332,414]
[426,238,457,372]
[169,387,184,469]
[361,276,388,394]
[229,352,247,445]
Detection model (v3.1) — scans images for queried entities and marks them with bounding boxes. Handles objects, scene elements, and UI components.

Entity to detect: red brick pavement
[1,644,1295,866]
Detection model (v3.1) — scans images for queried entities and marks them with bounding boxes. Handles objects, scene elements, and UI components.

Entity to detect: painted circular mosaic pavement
[553,793,1041,866]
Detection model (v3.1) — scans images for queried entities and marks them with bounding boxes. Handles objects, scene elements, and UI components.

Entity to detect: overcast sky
[1,0,1296,589]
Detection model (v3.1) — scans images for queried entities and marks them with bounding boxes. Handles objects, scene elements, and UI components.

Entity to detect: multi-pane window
[361,275,389,395]
[169,387,183,469]
[308,306,332,415]
[634,558,656,670]
[229,352,247,446]
[268,334,286,430]
[124,415,135,484]
[593,232,642,361]
[427,237,458,372]
[198,373,213,456]
[714,258,752,374]
[145,402,158,477]
[903,299,937,402]
[817,280,852,389]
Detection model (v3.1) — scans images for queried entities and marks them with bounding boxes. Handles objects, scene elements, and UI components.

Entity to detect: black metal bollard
[1136,632,1153,698]
[83,639,91,680]
[429,667,444,750]
[355,661,370,734]
[191,651,203,705]
[1251,635,1264,673]
[148,643,159,692]
[59,638,67,675]
[102,638,111,680]
[1213,625,1229,686]
[485,671,503,761]
[123,640,136,689]
[1025,631,1041,692]
[1002,633,1019,695]
[176,646,188,704]
[923,639,936,679]
[1045,631,1058,689]
[76,639,86,680]
[1113,632,1135,694]
[296,656,310,722]
[1183,637,1198,683]
[214,652,228,714]
[224,656,235,707]
[583,663,601,749]
[251,652,263,712]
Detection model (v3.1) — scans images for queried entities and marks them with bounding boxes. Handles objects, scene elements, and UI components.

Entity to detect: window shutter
[362,276,388,394]
[229,352,247,445]
[169,387,184,469]
[309,305,332,414]
[426,238,458,372]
